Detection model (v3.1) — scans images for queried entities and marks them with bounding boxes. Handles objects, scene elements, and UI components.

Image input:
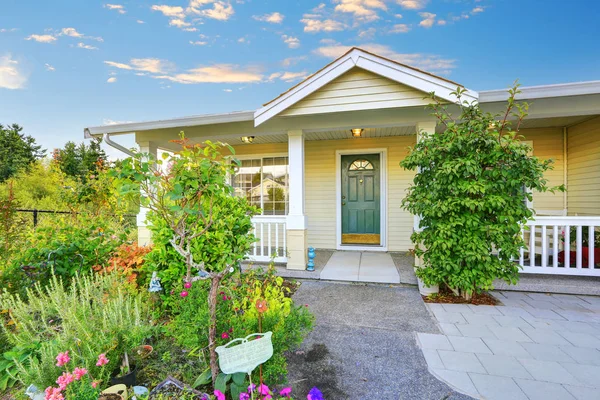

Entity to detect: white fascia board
[254,57,356,127]
[355,55,479,103]
[479,81,600,103]
[84,110,255,138]
[254,48,478,127]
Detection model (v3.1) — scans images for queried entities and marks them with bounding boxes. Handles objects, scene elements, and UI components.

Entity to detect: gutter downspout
[84,128,136,157]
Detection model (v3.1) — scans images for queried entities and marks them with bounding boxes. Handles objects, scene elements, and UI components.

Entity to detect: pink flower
[96,353,109,367]
[55,351,70,367]
[221,332,229,339]
[214,390,226,400]
[91,381,100,389]
[56,372,75,390]
[73,367,88,380]
[222,295,227,301]
[180,291,189,298]
[280,387,292,397]
[239,393,250,400]
[184,282,192,289]
[44,387,64,400]
[258,384,270,395]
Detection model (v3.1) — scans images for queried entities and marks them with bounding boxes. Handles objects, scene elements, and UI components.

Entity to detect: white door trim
[335,148,388,251]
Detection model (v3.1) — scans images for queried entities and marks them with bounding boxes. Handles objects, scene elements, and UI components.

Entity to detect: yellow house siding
[230,142,287,157]
[567,116,600,215]
[520,128,565,212]
[304,136,415,251]
[281,68,430,117]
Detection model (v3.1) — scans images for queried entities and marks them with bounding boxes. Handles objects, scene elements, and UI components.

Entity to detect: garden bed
[422,286,500,305]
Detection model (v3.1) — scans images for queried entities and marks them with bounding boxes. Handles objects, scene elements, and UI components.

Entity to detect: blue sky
[1,0,599,157]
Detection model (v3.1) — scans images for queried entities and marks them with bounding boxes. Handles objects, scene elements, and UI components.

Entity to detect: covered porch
[84,48,600,282]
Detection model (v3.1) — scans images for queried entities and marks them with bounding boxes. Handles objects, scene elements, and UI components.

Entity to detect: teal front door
[341,154,381,245]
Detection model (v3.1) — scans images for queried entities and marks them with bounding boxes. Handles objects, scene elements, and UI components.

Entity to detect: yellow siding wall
[281,68,430,117]
[567,117,600,215]
[520,128,565,212]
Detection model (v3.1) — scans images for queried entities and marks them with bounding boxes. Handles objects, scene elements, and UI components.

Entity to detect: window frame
[231,152,290,217]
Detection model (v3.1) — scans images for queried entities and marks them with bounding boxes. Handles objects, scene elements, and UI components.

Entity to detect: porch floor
[320,251,400,283]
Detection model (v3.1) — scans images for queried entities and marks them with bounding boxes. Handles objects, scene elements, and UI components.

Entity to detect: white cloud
[44,63,55,71]
[282,35,300,49]
[394,14,403,18]
[170,18,191,27]
[396,0,428,10]
[279,71,308,82]
[103,118,134,125]
[104,4,126,14]
[105,58,175,74]
[0,28,18,33]
[471,6,484,14]
[333,0,386,23]
[223,88,232,92]
[281,56,307,67]
[0,54,27,89]
[358,27,376,39]
[198,2,234,21]
[389,23,410,33]
[25,34,57,43]
[154,64,263,84]
[107,77,117,83]
[313,43,456,75]
[151,4,186,18]
[76,42,98,50]
[301,18,346,33]
[419,12,436,28]
[190,40,207,45]
[137,20,145,24]
[60,27,84,38]
[253,12,284,24]
[437,19,446,26]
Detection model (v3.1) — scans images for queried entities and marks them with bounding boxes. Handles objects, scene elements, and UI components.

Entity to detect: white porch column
[413,122,436,268]
[137,141,158,246]
[286,130,308,270]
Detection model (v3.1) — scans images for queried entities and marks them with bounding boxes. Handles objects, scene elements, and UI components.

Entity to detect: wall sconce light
[350,128,363,137]
[241,136,254,143]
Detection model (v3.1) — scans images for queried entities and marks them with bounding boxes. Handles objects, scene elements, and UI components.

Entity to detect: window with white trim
[231,157,289,215]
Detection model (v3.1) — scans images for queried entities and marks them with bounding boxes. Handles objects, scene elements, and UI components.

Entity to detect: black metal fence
[16,209,137,228]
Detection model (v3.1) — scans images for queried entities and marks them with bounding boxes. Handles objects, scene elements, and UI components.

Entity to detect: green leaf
[230,382,245,400]
[231,372,246,386]
[192,368,212,388]
[215,373,230,393]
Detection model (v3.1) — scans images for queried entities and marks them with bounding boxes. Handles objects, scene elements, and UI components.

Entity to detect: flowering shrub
[209,384,324,400]
[94,242,151,287]
[0,272,153,389]
[42,351,108,400]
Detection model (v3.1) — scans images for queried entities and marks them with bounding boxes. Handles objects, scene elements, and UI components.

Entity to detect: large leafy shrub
[0,272,153,389]
[401,84,563,298]
[113,137,258,383]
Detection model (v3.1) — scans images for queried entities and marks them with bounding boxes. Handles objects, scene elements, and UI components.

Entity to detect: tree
[112,135,258,384]
[53,138,107,181]
[400,84,563,299]
[0,124,45,182]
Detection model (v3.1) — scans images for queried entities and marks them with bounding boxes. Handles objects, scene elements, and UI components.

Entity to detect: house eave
[84,110,255,137]
[479,80,600,103]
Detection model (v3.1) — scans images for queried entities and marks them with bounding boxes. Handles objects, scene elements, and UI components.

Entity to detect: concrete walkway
[320,251,400,283]
[286,281,472,400]
[418,291,600,400]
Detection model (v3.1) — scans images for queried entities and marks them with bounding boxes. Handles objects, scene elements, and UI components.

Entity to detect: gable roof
[254,47,478,126]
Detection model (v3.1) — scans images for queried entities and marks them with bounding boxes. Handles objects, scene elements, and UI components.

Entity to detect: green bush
[165,267,313,387]
[401,85,562,297]
[0,272,154,390]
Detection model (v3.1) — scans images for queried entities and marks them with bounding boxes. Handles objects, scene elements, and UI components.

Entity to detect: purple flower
[214,390,226,400]
[280,387,292,397]
[307,387,324,400]
[239,393,250,400]
[247,383,256,393]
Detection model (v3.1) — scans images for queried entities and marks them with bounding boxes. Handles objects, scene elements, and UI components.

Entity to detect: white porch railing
[519,216,600,276]
[247,216,288,263]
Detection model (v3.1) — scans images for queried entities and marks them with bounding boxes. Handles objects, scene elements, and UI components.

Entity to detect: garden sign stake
[215,331,274,400]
